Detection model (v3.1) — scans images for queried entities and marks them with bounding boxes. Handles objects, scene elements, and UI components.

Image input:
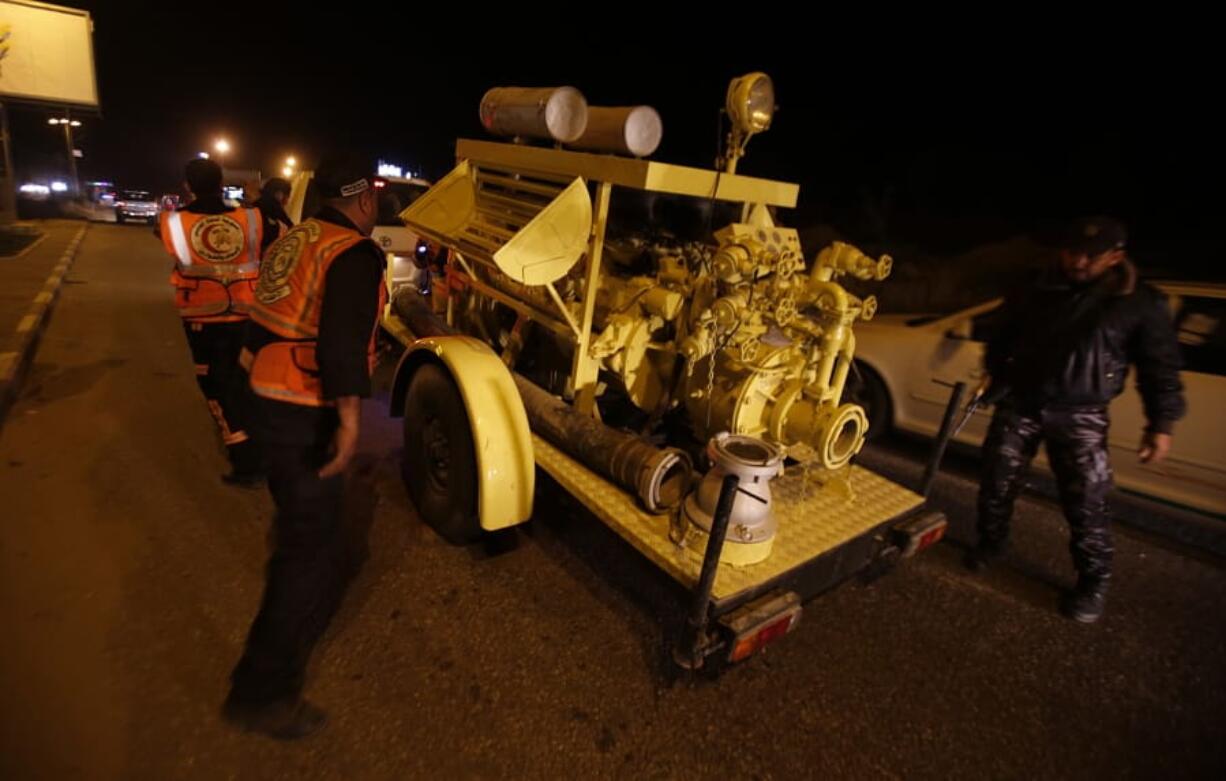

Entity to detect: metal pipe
[830,330,856,403]
[920,381,966,498]
[674,472,740,670]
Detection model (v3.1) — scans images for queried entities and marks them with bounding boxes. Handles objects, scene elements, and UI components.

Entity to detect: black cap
[1063,216,1127,256]
[314,154,375,199]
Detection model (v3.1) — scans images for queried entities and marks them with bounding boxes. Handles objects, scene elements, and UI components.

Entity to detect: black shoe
[1061,577,1109,624]
[963,542,1004,574]
[222,471,266,489]
[222,697,327,740]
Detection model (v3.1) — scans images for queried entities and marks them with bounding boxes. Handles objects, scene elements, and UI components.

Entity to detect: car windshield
[121,190,151,201]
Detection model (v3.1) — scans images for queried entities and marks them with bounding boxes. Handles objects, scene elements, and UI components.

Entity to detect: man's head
[1059,216,1127,283]
[314,155,378,236]
[261,177,291,206]
[184,158,223,199]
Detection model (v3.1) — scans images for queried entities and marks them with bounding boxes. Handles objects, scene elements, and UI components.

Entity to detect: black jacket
[985,260,1186,434]
[253,194,293,252]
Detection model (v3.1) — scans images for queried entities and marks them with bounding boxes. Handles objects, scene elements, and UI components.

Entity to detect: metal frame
[456,140,799,208]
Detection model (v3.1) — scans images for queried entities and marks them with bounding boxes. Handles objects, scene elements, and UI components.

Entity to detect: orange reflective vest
[160,207,263,323]
[241,218,387,407]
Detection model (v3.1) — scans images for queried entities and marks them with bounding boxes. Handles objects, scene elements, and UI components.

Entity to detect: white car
[372,176,432,255]
[371,176,433,293]
[849,281,1226,516]
[114,189,159,224]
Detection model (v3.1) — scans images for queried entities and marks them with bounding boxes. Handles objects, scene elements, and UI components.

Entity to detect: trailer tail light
[891,511,948,558]
[719,591,802,664]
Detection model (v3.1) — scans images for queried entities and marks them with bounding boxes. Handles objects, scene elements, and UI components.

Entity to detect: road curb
[0,225,89,435]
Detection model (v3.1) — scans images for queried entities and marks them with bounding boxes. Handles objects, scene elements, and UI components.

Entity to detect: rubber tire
[845,361,891,442]
[402,363,480,544]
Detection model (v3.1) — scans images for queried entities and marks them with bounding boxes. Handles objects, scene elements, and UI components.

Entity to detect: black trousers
[977,403,1115,581]
[228,430,350,705]
[182,320,261,474]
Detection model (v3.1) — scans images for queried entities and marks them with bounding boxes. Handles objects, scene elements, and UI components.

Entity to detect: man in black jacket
[967,216,1186,623]
[252,177,294,252]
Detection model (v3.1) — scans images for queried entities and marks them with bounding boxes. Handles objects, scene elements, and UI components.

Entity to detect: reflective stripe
[250,305,317,338]
[248,382,329,406]
[206,400,245,444]
[184,314,247,324]
[245,208,260,264]
[246,341,332,408]
[166,212,192,265]
[181,304,232,317]
[176,261,259,280]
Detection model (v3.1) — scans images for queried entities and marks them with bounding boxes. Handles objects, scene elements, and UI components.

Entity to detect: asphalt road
[1,223,1224,780]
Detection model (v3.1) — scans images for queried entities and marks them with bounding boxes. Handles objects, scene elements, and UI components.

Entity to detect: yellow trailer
[375,75,953,669]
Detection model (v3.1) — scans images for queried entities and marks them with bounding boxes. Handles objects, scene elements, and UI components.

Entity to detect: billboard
[0,1,98,109]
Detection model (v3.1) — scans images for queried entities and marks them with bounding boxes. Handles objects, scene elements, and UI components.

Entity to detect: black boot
[222,696,327,740]
[1061,576,1109,624]
[963,541,1005,574]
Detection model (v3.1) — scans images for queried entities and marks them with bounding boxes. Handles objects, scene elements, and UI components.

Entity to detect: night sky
[8,4,1224,276]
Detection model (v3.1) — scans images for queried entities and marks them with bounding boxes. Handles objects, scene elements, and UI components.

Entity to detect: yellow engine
[398,74,891,479]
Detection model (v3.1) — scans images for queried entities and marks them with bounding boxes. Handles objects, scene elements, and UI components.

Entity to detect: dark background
[9,5,1222,284]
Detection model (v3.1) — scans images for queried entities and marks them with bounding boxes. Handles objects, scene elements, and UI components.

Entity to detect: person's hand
[319,397,361,478]
[1138,431,1172,465]
[319,419,359,478]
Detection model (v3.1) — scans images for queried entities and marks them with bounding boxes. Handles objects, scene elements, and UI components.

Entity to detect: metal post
[570,180,611,417]
[62,109,79,196]
[919,381,966,499]
[674,472,739,670]
[0,101,15,224]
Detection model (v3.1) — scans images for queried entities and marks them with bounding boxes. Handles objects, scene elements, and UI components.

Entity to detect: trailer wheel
[402,363,480,544]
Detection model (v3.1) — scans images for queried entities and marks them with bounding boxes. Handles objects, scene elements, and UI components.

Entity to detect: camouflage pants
[976,404,1114,581]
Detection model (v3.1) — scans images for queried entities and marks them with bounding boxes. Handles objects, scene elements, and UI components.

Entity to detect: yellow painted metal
[493,177,592,285]
[456,139,799,208]
[570,181,611,416]
[284,169,313,224]
[678,226,891,467]
[400,159,593,287]
[531,434,924,603]
[407,336,535,531]
[399,160,477,240]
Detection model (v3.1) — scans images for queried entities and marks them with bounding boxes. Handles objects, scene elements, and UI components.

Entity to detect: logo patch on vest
[189,214,246,263]
[256,221,322,305]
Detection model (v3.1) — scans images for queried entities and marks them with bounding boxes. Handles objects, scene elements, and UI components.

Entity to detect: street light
[197,152,210,159]
[47,115,82,194]
[281,166,293,177]
[214,138,231,155]
[285,156,296,167]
